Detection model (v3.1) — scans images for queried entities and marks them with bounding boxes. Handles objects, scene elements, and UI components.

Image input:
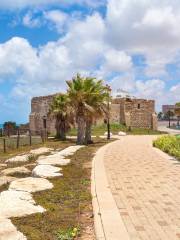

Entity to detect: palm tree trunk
[55,117,60,139]
[60,120,66,140]
[55,116,66,140]
[85,119,93,144]
[77,116,86,145]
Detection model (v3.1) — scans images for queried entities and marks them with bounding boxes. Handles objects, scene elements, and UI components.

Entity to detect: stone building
[29,94,57,135]
[29,94,157,134]
[162,105,175,114]
[110,98,157,130]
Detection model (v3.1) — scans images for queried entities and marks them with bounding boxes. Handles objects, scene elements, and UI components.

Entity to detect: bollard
[3,138,6,153]
[29,130,32,146]
[17,129,20,149]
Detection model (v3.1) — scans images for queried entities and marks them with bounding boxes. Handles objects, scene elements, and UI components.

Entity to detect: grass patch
[12,139,108,240]
[128,128,163,135]
[68,123,163,136]
[153,135,180,160]
[7,171,31,178]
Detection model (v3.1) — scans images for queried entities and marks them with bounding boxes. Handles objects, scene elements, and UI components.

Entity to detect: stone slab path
[0,145,84,240]
[9,177,53,193]
[0,218,26,240]
[104,136,180,240]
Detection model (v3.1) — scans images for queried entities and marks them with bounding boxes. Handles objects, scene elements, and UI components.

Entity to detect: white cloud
[0,37,39,77]
[23,11,41,28]
[0,14,106,99]
[136,79,165,98]
[44,10,68,32]
[104,49,132,72]
[110,74,136,94]
[169,83,180,103]
[106,0,180,77]
[134,7,176,29]
[106,0,180,50]
[60,13,106,69]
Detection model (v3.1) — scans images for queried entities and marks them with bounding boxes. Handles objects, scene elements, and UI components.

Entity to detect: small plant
[57,227,80,240]
[27,154,37,162]
[81,178,90,186]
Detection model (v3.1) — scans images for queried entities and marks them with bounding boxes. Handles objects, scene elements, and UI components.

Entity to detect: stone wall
[125,99,155,129]
[110,104,121,123]
[110,98,157,129]
[29,94,57,135]
[29,95,157,134]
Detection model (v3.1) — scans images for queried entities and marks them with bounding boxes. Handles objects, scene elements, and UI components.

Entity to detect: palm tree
[84,79,109,144]
[49,94,73,140]
[67,74,108,145]
[66,74,87,145]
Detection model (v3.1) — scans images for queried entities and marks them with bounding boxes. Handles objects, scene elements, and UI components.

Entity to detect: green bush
[153,135,180,160]
[57,227,80,240]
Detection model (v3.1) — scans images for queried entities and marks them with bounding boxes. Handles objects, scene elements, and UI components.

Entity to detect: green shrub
[57,227,80,240]
[153,136,180,160]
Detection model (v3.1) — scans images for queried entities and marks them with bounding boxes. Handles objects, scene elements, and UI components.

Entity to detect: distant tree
[3,121,17,130]
[3,121,17,137]
[157,112,163,120]
[164,110,174,120]
[175,102,180,126]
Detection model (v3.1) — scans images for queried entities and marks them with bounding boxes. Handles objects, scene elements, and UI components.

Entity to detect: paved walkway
[158,121,180,135]
[104,136,180,240]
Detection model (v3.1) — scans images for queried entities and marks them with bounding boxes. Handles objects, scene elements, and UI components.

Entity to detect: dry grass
[9,138,108,240]
[0,139,75,164]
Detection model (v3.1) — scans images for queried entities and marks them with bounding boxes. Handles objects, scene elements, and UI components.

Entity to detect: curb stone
[91,141,130,240]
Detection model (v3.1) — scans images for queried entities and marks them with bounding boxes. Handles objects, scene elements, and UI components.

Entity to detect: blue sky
[0,0,179,123]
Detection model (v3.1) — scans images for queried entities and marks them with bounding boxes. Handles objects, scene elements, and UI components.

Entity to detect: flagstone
[56,145,84,157]
[1,167,31,176]
[30,147,53,155]
[32,165,62,178]
[6,154,30,163]
[118,131,127,136]
[0,164,7,169]
[0,176,17,187]
[37,157,71,166]
[9,177,53,193]
[104,132,113,136]
[0,218,26,240]
[36,146,83,166]
[0,190,45,218]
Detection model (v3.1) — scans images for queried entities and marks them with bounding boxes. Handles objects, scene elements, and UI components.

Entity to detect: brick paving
[104,136,180,240]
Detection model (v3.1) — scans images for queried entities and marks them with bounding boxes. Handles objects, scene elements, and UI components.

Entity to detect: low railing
[0,128,48,153]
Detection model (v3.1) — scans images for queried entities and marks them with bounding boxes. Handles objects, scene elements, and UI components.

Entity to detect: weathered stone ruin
[110,98,157,130]
[29,94,57,134]
[29,94,157,134]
